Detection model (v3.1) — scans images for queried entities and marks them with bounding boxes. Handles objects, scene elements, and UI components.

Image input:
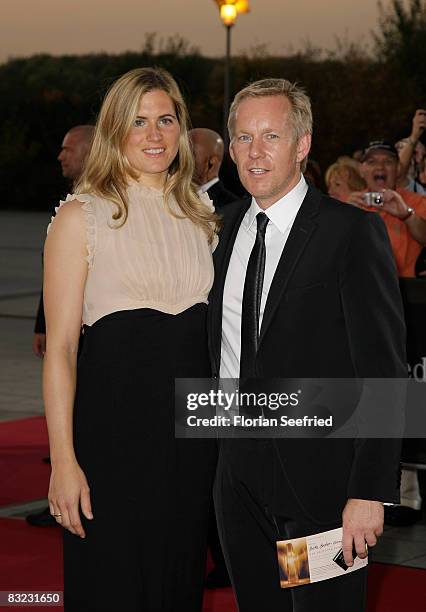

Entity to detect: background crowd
[1,0,426,211]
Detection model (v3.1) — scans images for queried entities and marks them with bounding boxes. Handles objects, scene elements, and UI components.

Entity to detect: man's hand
[381,189,411,218]
[411,109,426,143]
[32,333,46,358]
[348,189,411,220]
[342,498,384,566]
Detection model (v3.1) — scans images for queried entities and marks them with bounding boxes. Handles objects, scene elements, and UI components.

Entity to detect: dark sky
[1,0,393,62]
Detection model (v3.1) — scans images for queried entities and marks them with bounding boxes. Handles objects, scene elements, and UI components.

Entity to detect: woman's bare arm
[43,200,92,537]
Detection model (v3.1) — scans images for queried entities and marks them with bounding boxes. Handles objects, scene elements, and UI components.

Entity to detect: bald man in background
[190,128,237,209]
[57,124,94,181]
[32,125,94,358]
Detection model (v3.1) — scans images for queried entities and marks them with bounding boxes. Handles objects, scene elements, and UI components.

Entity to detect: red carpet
[0,418,425,610]
[366,563,426,611]
[0,518,63,612]
[0,517,424,611]
[0,416,50,505]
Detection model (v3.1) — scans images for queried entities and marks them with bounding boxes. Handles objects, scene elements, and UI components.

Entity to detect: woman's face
[327,170,351,202]
[123,89,180,188]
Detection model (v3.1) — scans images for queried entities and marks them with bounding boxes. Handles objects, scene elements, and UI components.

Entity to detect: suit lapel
[209,199,251,371]
[259,187,320,345]
[213,198,251,311]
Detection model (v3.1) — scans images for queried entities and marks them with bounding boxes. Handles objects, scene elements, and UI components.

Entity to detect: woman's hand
[48,460,93,538]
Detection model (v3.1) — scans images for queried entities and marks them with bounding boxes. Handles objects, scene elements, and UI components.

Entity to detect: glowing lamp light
[213,0,250,25]
[235,1,250,13]
[211,0,251,145]
[220,4,238,26]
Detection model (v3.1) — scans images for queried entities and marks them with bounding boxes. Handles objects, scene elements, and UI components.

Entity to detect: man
[208,79,406,611]
[32,125,94,359]
[189,127,237,208]
[349,140,426,278]
[350,141,426,527]
[27,125,94,528]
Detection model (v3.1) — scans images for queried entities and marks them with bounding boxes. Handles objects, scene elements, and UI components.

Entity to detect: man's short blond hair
[228,78,313,171]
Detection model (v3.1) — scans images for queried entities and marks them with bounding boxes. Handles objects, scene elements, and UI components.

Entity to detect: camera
[363,192,384,207]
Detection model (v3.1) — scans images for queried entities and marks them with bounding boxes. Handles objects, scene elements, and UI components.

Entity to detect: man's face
[360,150,398,191]
[57,131,89,180]
[229,96,311,208]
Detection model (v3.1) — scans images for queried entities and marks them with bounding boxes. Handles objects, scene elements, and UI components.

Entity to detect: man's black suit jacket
[208,185,407,524]
[207,180,237,209]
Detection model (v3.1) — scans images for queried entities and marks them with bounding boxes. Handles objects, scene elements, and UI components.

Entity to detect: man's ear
[206,155,219,181]
[296,133,311,164]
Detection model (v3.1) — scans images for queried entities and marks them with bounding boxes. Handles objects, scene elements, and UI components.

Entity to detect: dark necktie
[240,212,269,379]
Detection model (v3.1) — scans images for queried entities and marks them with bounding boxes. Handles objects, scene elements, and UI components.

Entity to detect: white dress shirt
[197,177,220,195]
[220,176,308,378]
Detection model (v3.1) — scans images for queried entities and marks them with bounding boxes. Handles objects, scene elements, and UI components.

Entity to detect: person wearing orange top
[350,140,426,528]
[348,140,426,278]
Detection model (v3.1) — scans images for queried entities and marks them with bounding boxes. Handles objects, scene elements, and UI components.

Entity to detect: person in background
[189,127,237,208]
[395,138,426,195]
[349,140,426,278]
[325,156,366,202]
[396,109,426,194]
[28,125,94,530]
[349,140,426,527]
[32,125,95,359]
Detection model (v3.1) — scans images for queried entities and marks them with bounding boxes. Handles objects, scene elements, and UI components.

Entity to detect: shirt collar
[245,175,308,234]
[198,177,220,194]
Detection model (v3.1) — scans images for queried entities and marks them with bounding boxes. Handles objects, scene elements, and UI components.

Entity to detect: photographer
[348,140,426,277]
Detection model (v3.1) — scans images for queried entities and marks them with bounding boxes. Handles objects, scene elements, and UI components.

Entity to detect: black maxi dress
[56,189,217,612]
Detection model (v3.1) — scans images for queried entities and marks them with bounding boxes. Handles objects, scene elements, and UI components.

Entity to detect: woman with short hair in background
[325,156,366,202]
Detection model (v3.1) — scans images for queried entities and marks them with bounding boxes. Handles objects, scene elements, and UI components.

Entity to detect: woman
[43,67,219,611]
[325,156,366,202]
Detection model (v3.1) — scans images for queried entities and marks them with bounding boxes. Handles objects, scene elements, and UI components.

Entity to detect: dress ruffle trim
[46,193,96,268]
[199,192,219,253]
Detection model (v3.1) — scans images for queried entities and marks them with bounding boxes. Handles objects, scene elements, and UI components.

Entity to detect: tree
[374,0,426,95]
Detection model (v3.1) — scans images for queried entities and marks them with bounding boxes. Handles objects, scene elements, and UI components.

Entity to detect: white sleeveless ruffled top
[49,182,217,326]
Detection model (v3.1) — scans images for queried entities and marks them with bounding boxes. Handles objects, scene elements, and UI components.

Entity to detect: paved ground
[0,211,425,569]
[0,211,48,422]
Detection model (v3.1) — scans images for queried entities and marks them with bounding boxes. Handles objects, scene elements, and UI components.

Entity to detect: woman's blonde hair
[325,157,366,192]
[75,67,219,242]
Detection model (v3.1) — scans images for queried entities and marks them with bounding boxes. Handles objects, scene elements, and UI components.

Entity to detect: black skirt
[63,304,217,612]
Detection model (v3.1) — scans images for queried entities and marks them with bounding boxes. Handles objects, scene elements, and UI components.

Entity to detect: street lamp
[212,0,250,145]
